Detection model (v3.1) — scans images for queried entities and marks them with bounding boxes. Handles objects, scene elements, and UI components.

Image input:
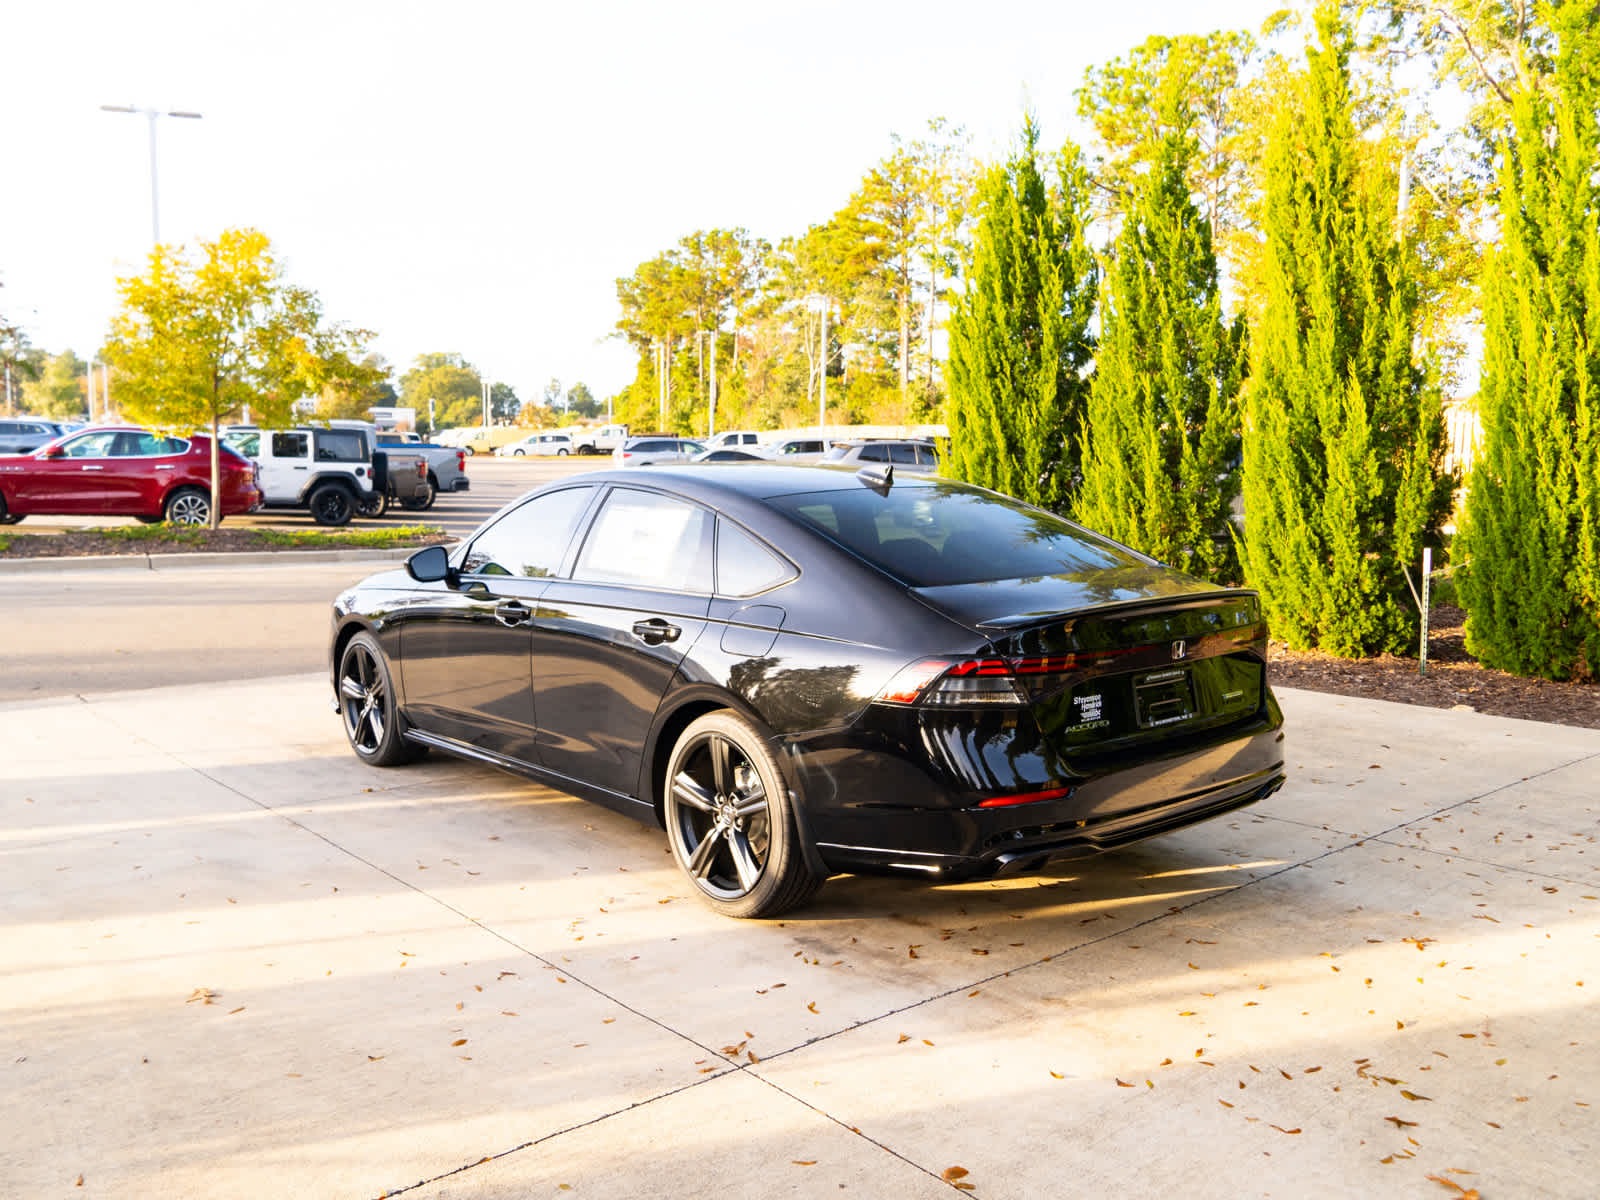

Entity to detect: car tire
[135,515,164,525]
[337,631,427,767]
[663,710,824,919]
[309,483,355,527]
[557,448,569,456]
[0,492,23,525]
[357,489,389,518]
[400,477,437,512]
[164,486,211,526]
[463,446,476,456]
[513,448,525,456]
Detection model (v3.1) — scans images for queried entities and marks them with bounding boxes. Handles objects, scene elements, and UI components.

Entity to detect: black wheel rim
[669,733,772,900]
[314,490,348,522]
[340,643,386,753]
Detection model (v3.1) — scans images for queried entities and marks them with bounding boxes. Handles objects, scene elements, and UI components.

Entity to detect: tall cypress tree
[944,118,1096,513]
[1458,8,1600,681]
[1076,125,1246,581]
[1239,7,1451,657]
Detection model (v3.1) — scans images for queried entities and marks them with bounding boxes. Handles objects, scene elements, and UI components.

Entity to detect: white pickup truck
[570,423,630,456]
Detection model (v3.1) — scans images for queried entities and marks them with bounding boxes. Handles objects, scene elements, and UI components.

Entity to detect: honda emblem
[1171,640,1187,660]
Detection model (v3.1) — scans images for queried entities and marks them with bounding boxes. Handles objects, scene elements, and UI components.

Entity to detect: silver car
[819,439,940,473]
[613,436,708,467]
[762,436,830,464]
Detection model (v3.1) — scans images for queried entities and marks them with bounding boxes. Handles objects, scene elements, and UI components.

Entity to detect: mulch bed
[1269,605,1600,730]
[0,529,451,558]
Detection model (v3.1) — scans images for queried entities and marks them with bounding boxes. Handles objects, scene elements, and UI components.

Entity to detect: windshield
[768,482,1148,587]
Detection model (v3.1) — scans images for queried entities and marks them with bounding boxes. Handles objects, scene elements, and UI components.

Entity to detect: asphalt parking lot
[4,659,1597,1197]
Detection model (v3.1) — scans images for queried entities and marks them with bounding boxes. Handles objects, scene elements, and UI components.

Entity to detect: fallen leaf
[227,1006,245,1015]
[1269,1125,1302,1135]
[367,1055,384,1061]
[451,1039,467,1047]
[897,1034,910,1044]
[792,1160,816,1166]
[1384,1116,1418,1129]
[941,1167,969,1182]
[747,1050,760,1064]
[1400,1090,1433,1102]
[502,1011,519,1017]
[1116,1078,1134,1088]
[807,1002,818,1014]
[186,987,216,1005]
[1218,1099,1233,1108]
[1050,1070,1064,1079]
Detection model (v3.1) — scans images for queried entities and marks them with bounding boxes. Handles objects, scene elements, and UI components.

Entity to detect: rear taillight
[456,450,466,470]
[874,652,1134,708]
[875,658,1025,707]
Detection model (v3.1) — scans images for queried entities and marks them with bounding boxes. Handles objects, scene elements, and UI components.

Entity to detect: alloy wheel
[167,490,210,525]
[340,641,387,753]
[668,732,772,900]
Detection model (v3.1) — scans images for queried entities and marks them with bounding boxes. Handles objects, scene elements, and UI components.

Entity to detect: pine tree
[944,118,1096,513]
[1076,124,1246,581]
[1238,8,1452,657]
[1457,7,1600,681]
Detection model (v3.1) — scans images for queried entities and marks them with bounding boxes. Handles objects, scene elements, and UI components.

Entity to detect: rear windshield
[768,483,1147,587]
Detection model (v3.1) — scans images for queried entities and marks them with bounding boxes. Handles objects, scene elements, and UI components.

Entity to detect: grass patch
[0,534,9,553]
[251,525,445,549]
[88,523,210,546]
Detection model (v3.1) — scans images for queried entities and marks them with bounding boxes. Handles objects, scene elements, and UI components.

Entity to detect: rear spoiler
[969,589,1256,631]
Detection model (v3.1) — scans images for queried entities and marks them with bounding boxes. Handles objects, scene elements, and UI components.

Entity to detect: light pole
[100,104,203,245]
[807,296,829,433]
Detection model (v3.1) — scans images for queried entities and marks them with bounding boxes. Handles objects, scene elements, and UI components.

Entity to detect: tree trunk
[209,411,222,529]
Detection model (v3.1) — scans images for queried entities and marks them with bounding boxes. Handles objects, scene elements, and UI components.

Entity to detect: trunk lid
[912,570,1269,753]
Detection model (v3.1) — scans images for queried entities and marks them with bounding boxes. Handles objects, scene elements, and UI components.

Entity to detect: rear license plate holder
[1133,668,1196,728]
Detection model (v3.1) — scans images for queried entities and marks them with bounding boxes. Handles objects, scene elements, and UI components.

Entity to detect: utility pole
[818,302,828,433]
[100,104,203,246]
[708,332,718,438]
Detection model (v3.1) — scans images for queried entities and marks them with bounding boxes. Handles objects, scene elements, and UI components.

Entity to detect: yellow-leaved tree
[104,228,377,526]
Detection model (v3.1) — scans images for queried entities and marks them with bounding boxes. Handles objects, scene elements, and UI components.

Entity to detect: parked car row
[0,417,475,528]
[0,425,261,526]
[602,433,942,473]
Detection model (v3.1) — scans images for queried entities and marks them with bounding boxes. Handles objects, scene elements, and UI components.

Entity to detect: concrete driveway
[2,677,1596,1198]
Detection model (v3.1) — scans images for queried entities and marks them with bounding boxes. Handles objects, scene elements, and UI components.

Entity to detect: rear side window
[273,432,309,458]
[716,520,794,596]
[915,444,938,466]
[464,486,593,578]
[858,444,889,462]
[316,430,367,462]
[769,484,1147,587]
[574,489,713,593]
[887,444,918,465]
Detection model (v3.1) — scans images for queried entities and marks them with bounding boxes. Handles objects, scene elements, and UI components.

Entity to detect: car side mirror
[42,444,65,458]
[406,544,456,586]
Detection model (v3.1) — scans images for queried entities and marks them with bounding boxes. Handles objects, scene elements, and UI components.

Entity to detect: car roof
[581,462,946,502]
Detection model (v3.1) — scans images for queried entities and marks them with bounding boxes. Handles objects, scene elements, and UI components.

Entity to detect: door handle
[632,618,681,645]
[494,601,532,627]
[293,465,308,470]
[155,464,175,471]
[81,465,105,471]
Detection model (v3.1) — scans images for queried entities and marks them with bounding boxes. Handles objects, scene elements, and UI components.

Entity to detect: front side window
[463,486,594,578]
[887,444,919,465]
[857,444,889,463]
[574,489,713,593]
[59,431,119,458]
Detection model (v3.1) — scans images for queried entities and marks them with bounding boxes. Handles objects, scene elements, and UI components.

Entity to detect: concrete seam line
[1362,835,1592,888]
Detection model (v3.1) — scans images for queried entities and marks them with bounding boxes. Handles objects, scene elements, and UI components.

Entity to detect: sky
[3,0,1287,406]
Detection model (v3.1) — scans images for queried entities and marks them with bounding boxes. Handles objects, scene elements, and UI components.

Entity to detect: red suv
[0,426,263,526]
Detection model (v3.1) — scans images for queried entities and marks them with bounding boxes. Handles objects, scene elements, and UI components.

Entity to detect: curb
[0,546,432,574]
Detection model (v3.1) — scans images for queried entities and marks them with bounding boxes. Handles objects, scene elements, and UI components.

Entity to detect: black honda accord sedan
[330,464,1285,917]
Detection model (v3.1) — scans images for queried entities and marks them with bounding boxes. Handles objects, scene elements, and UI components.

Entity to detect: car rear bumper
[791,699,1287,880]
[451,479,470,491]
